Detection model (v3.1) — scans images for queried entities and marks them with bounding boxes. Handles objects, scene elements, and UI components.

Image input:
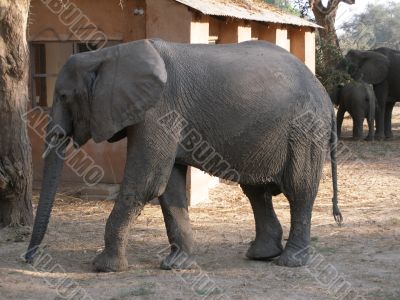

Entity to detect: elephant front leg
[375,107,385,140]
[384,101,395,139]
[93,124,177,272]
[366,115,375,141]
[374,83,388,140]
[241,184,283,260]
[93,194,145,272]
[159,164,194,270]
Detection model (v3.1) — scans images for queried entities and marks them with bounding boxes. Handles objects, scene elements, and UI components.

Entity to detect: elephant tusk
[42,144,54,159]
[42,135,58,159]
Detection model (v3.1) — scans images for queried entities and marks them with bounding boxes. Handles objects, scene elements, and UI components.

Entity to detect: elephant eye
[59,94,67,102]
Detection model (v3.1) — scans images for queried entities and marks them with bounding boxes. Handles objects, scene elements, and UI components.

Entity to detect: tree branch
[310,0,355,16]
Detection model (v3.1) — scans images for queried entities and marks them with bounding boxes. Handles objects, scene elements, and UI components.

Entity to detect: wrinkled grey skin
[331,81,376,140]
[26,39,342,272]
[345,48,400,140]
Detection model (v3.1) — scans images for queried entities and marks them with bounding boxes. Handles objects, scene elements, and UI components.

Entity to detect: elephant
[25,39,342,272]
[345,47,400,140]
[330,81,376,140]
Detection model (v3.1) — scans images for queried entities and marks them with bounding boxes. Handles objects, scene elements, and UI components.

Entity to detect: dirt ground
[0,107,399,300]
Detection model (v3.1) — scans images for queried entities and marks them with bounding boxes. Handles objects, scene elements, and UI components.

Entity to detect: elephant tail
[330,110,343,226]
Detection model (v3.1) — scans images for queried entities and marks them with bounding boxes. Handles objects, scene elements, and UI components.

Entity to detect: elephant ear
[90,40,167,143]
[357,51,390,85]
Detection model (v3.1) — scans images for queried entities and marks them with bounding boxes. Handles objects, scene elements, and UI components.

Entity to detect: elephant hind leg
[241,184,283,260]
[276,190,316,267]
[352,117,365,140]
[159,164,194,270]
[276,139,322,267]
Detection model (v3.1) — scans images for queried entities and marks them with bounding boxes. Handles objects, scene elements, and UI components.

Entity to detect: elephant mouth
[48,123,86,150]
[69,120,92,148]
[72,131,90,149]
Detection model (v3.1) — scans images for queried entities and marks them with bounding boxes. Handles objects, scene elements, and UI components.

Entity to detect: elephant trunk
[25,133,69,262]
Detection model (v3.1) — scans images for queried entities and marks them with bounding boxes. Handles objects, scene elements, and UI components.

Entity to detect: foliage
[264,0,303,15]
[316,35,353,92]
[265,0,353,90]
[264,0,312,18]
[309,1,357,91]
[339,2,400,52]
[291,0,311,18]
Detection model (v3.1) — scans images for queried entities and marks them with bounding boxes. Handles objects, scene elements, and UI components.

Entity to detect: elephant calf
[26,39,342,272]
[331,81,376,140]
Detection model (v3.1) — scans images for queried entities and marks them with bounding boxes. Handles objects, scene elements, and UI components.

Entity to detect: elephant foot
[246,239,283,260]
[385,135,394,140]
[365,135,374,142]
[352,136,363,141]
[275,246,309,267]
[92,251,128,272]
[160,250,196,270]
[375,134,385,141]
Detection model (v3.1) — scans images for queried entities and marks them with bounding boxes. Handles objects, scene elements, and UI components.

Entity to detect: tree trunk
[310,0,355,68]
[312,4,341,69]
[0,0,33,227]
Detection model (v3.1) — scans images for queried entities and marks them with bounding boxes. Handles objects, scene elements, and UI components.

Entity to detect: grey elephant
[345,48,399,140]
[25,39,342,272]
[330,81,376,140]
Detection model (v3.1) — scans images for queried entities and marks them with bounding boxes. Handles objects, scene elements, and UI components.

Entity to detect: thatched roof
[175,0,320,28]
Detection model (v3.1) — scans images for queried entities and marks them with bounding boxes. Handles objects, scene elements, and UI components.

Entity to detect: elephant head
[25,40,167,262]
[345,49,390,84]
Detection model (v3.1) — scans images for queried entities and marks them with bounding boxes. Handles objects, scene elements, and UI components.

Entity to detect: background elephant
[345,47,400,140]
[330,81,376,140]
[25,40,342,272]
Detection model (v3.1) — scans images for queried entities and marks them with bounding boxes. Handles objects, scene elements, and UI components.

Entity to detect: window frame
[29,40,121,108]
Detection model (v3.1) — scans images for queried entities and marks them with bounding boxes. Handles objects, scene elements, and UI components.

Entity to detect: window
[30,41,120,107]
[31,44,47,107]
[76,42,98,53]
